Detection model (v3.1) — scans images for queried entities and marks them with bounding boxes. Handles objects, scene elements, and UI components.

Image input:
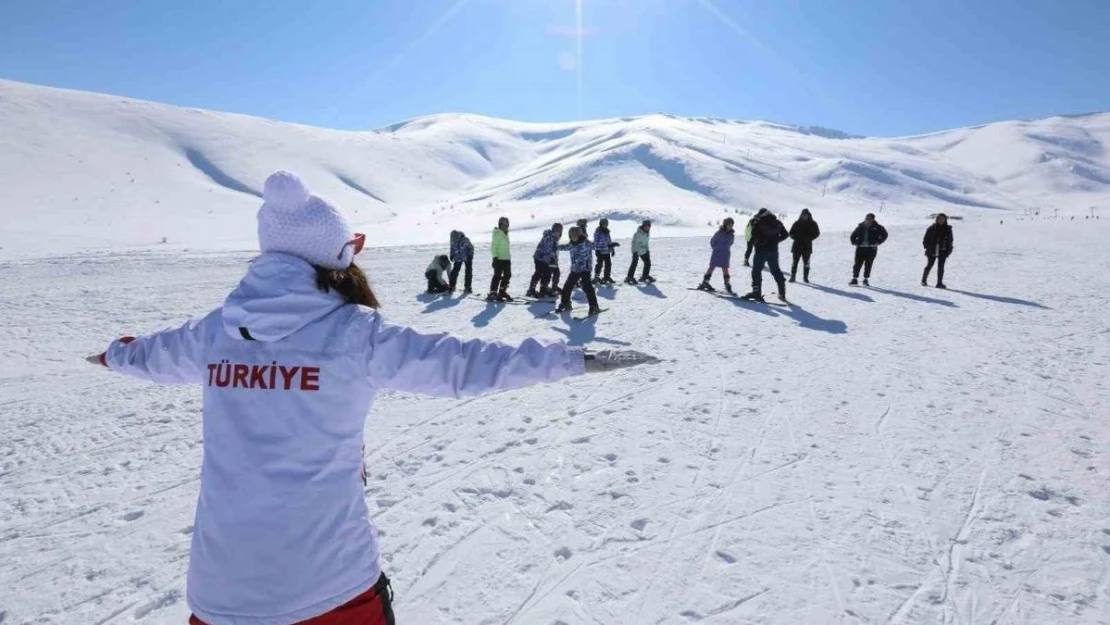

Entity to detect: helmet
[498,216,510,230]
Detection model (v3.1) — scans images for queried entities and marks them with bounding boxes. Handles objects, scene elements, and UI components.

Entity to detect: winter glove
[584,349,660,373]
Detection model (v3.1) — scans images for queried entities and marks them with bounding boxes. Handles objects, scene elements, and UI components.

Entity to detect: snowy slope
[3,79,1109,259]
[1,219,1108,624]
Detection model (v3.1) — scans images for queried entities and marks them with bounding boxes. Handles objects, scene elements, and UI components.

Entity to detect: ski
[574,308,608,322]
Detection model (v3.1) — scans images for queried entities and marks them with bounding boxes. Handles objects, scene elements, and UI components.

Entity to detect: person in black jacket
[921,213,954,288]
[788,208,820,283]
[849,213,889,286]
[741,210,790,302]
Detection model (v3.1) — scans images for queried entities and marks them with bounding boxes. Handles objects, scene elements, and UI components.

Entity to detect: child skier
[527,223,563,298]
[84,171,657,625]
[921,213,954,288]
[788,209,820,283]
[487,216,513,301]
[625,220,654,284]
[448,230,474,293]
[425,254,451,293]
[592,218,619,284]
[849,213,889,286]
[698,218,735,293]
[556,226,602,316]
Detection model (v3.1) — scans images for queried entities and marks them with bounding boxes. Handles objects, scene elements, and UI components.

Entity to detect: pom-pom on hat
[257,171,364,269]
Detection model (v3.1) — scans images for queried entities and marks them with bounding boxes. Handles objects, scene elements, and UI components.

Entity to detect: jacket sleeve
[101,310,219,385]
[812,222,820,240]
[365,316,585,398]
[922,227,931,248]
[850,226,862,245]
[788,222,798,240]
[877,225,889,244]
[776,222,789,242]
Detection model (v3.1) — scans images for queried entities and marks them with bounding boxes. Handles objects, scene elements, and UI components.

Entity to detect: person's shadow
[550,314,631,347]
[946,289,1050,309]
[867,286,957,308]
[776,303,848,334]
[422,294,465,314]
[799,282,874,303]
[471,302,505,327]
[635,283,667,299]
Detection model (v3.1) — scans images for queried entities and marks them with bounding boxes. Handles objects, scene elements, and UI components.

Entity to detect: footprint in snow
[715,550,737,564]
[631,518,648,531]
[554,547,573,561]
[121,510,144,522]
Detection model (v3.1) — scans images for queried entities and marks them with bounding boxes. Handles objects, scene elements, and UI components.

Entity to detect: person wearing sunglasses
[85,171,657,625]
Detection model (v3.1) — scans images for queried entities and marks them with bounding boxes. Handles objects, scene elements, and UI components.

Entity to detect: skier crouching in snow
[527,223,563,298]
[849,213,889,286]
[788,208,820,283]
[425,254,451,293]
[741,209,790,302]
[556,226,602,316]
[448,230,473,293]
[591,217,619,284]
[625,220,654,284]
[921,213,953,288]
[85,171,657,625]
[487,216,513,302]
[698,217,735,294]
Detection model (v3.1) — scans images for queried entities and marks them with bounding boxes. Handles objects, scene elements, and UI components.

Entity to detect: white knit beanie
[257,171,358,270]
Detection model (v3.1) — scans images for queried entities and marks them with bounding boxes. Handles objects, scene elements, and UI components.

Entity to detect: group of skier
[695,208,953,299]
[427,209,957,313]
[426,216,657,318]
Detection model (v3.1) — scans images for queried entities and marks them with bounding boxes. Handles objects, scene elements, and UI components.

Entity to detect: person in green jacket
[624,220,655,284]
[487,216,514,302]
[742,209,767,267]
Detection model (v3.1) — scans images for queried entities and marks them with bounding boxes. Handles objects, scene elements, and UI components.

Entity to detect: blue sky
[2,0,1108,137]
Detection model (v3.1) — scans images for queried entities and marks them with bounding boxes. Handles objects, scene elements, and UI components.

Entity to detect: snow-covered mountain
[1,78,1107,257]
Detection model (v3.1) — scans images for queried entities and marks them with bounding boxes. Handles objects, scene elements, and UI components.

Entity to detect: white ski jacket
[101,253,585,624]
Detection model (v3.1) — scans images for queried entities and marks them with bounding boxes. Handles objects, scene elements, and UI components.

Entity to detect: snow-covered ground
[3,79,1109,261]
[2,217,1107,624]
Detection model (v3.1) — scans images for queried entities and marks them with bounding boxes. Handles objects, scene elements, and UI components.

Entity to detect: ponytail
[314,263,380,309]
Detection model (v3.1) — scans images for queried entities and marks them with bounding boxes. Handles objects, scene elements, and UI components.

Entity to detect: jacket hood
[222,253,346,342]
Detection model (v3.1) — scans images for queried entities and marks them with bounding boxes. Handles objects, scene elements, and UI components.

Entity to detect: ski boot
[642,275,656,284]
[625,277,639,285]
[697,281,715,292]
[803,268,810,284]
[555,303,573,314]
[526,288,540,298]
[789,274,796,283]
[936,283,947,289]
[921,280,927,287]
[743,260,751,268]
[740,291,764,302]
[724,280,734,295]
[849,278,859,286]
[777,285,788,303]
[587,306,602,317]
[497,291,514,302]
[485,292,498,302]
[862,279,870,287]
[463,288,473,295]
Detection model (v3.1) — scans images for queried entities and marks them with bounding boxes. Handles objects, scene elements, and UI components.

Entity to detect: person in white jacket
[86,171,656,625]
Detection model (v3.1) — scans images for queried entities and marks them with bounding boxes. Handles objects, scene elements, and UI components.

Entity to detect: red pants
[190,573,394,625]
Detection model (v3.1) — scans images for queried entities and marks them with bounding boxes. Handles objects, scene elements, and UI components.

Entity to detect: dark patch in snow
[183,148,261,198]
[334,174,385,203]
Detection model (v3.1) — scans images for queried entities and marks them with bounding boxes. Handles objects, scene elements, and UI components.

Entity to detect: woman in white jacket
[87,172,654,625]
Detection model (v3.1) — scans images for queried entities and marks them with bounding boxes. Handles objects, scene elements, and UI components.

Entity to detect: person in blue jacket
[591,218,620,285]
[527,223,563,298]
[447,230,474,293]
[555,226,601,315]
[697,218,735,294]
[84,171,656,625]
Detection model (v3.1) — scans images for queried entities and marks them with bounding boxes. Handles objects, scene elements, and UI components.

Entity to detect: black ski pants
[853,247,878,279]
[744,240,755,264]
[626,252,651,281]
[449,259,472,291]
[529,258,555,292]
[923,253,948,284]
[752,248,786,296]
[426,270,448,293]
[791,250,811,279]
[594,252,612,281]
[490,259,511,295]
[560,271,599,309]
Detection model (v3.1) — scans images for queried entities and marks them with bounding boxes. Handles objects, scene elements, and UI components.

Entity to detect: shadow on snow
[946,288,1050,310]
[867,286,957,308]
[797,282,874,303]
